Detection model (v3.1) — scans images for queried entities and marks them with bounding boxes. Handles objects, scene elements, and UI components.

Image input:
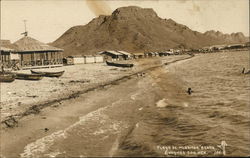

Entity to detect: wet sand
[0,55,186,122]
[1,51,249,157]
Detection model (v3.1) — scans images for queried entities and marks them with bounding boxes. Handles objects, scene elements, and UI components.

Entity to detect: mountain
[52,6,248,56]
[204,30,248,43]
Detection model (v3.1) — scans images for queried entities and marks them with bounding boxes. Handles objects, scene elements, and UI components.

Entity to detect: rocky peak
[111,6,158,20]
[52,6,248,56]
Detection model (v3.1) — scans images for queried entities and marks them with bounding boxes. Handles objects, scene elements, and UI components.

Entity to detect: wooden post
[51,52,54,65]
[49,52,51,65]
[57,52,59,64]
[33,52,36,66]
[31,53,33,66]
[59,52,61,64]
[55,52,58,64]
[54,52,57,64]
[47,52,50,65]
[41,53,44,66]
[8,54,10,66]
[20,54,23,66]
[60,52,62,64]
[34,52,37,66]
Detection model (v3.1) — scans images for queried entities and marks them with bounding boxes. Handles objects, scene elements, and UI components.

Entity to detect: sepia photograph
[0,0,249,157]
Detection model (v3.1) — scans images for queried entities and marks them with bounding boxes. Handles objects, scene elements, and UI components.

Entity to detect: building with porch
[98,51,124,61]
[13,36,63,68]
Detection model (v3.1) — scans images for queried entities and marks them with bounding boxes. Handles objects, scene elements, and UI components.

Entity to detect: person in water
[242,67,245,74]
[187,88,193,95]
[242,67,250,74]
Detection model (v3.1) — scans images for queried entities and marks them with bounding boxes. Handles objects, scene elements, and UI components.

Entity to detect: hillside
[52,6,248,56]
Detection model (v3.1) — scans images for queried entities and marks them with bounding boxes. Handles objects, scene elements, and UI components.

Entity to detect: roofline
[15,49,64,53]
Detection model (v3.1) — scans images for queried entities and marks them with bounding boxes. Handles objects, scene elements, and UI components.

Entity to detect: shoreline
[1,55,193,128]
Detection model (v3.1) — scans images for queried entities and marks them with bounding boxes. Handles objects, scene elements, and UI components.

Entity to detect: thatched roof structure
[0,40,18,50]
[14,36,63,52]
[0,46,14,52]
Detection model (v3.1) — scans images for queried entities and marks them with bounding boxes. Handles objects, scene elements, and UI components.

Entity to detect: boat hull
[31,70,65,77]
[106,61,134,68]
[15,73,43,80]
[0,74,15,82]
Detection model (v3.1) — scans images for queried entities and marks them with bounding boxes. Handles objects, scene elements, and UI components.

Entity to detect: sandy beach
[0,55,188,122]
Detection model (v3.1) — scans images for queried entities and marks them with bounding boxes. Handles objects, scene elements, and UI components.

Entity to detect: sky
[1,0,249,43]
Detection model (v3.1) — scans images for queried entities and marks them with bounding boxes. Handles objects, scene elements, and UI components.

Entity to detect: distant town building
[117,51,132,60]
[98,50,124,61]
[66,55,84,65]
[83,55,95,64]
[65,55,103,65]
[144,52,155,57]
[94,55,104,63]
[158,51,173,56]
[132,53,145,59]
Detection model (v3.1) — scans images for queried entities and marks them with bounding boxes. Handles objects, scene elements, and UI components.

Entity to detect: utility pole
[21,20,28,37]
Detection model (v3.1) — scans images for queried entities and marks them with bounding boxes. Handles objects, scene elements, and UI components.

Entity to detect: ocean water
[117,51,250,157]
[20,51,250,157]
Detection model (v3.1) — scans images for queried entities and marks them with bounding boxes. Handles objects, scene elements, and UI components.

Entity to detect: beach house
[13,36,64,68]
[98,51,124,61]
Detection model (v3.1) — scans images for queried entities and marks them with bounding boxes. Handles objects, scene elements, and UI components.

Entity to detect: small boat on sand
[0,73,16,82]
[14,73,43,80]
[30,70,65,77]
[106,61,134,68]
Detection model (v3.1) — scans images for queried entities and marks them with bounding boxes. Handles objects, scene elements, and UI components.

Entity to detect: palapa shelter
[13,36,63,67]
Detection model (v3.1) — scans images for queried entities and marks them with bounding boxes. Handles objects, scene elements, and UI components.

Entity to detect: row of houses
[1,34,182,68]
[99,50,175,60]
[64,51,133,65]
[1,38,175,68]
[198,42,249,52]
[2,33,248,69]
[64,50,176,65]
[65,55,104,65]
[0,36,64,69]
